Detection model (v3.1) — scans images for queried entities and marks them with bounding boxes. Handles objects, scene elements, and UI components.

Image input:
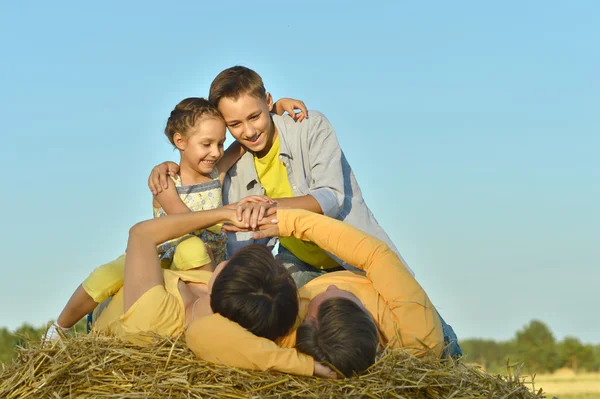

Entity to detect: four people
[48,65,461,378]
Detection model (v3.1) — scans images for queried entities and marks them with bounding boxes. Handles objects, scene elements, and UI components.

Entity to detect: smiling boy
[151,66,413,278]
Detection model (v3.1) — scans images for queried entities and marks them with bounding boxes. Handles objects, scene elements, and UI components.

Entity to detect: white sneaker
[42,323,70,344]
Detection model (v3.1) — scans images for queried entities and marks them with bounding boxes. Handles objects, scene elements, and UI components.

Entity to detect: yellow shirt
[186,209,444,376]
[94,269,211,345]
[253,134,338,269]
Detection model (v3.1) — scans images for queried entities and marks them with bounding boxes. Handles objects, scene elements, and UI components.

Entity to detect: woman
[73,207,298,346]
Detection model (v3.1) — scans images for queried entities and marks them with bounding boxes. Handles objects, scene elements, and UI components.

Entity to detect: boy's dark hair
[164,97,223,146]
[210,244,298,341]
[208,66,267,107]
[295,297,379,377]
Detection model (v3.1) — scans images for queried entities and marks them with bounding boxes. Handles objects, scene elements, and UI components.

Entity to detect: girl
[47,97,304,340]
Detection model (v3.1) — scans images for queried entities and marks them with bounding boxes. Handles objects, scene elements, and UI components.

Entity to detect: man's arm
[186,314,314,376]
[259,209,444,355]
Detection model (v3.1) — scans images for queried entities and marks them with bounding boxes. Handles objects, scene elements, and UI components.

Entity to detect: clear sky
[0,1,598,343]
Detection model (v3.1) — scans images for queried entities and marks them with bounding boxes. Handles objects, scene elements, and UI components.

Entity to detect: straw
[0,333,545,399]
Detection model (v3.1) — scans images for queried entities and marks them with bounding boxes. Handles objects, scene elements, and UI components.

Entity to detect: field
[529,372,600,399]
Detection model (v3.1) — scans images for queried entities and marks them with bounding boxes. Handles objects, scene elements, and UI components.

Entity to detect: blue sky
[0,1,598,343]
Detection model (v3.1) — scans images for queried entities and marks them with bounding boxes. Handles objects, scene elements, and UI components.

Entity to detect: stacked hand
[223,196,281,239]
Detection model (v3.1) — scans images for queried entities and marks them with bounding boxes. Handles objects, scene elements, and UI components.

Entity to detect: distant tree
[515,320,559,373]
[0,327,16,365]
[557,337,594,371]
[460,339,517,373]
[590,344,600,372]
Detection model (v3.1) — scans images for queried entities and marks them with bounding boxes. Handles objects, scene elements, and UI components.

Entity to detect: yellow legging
[82,236,212,302]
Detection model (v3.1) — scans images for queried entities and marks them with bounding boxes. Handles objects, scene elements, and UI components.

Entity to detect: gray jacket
[223,111,413,275]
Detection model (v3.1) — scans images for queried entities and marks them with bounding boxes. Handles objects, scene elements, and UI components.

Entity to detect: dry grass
[1,333,545,398]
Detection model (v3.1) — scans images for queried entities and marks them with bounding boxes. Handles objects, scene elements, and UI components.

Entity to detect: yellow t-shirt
[93,269,212,345]
[253,134,339,269]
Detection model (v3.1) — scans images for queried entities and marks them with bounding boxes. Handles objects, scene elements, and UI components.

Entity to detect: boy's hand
[237,195,275,205]
[222,206,278,233]
[148,161,180,195]
[273,98,308,122]
[237,200,277,229]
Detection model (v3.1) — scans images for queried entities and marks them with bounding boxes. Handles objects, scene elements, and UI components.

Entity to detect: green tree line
[2,319,599,374]
[0,319,87,365]
[460,320,600,374]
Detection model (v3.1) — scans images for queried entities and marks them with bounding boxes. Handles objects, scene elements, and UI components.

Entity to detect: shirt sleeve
[186,314,314,376]
[277,209,444,356]
[305,112,346,218]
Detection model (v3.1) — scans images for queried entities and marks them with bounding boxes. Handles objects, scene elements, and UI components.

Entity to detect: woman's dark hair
[296,297,379,377]
[210,244,298,341]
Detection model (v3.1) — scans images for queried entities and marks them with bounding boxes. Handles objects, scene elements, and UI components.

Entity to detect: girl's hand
[221,207,252,232]
[273,98,308,122]
[148,161,180,195]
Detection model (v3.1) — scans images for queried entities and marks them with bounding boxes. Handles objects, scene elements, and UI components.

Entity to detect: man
[185,208,461,377]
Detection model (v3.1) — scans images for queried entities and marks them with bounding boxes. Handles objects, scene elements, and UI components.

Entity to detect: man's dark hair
[210,244,298,341]
[296,297,379,377]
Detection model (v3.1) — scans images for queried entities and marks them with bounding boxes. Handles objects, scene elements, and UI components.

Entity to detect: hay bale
[0,334,544,398]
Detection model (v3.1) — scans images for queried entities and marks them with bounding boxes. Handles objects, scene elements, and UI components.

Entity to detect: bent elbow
[310,188,343,218]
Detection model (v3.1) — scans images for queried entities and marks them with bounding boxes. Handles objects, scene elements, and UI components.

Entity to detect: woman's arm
[123,207,239,312]
[186,314,315,376]
[254,209,444,356]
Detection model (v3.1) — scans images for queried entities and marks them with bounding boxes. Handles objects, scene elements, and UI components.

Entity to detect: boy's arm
[240,113,344,218]
[257,209,444,356]
[301,113,346,218]
[186,314,314,376]
[123,208,240,312]
[152,176,190,215]
[148,161,180,196]
[266,195,323,214]
[216,141,246,185]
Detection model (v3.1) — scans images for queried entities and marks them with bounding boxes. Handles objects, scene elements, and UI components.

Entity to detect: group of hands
[149,166,282,239]
[223,195,281,240]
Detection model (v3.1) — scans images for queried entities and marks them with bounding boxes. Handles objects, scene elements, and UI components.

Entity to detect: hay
[0,334,544,399]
